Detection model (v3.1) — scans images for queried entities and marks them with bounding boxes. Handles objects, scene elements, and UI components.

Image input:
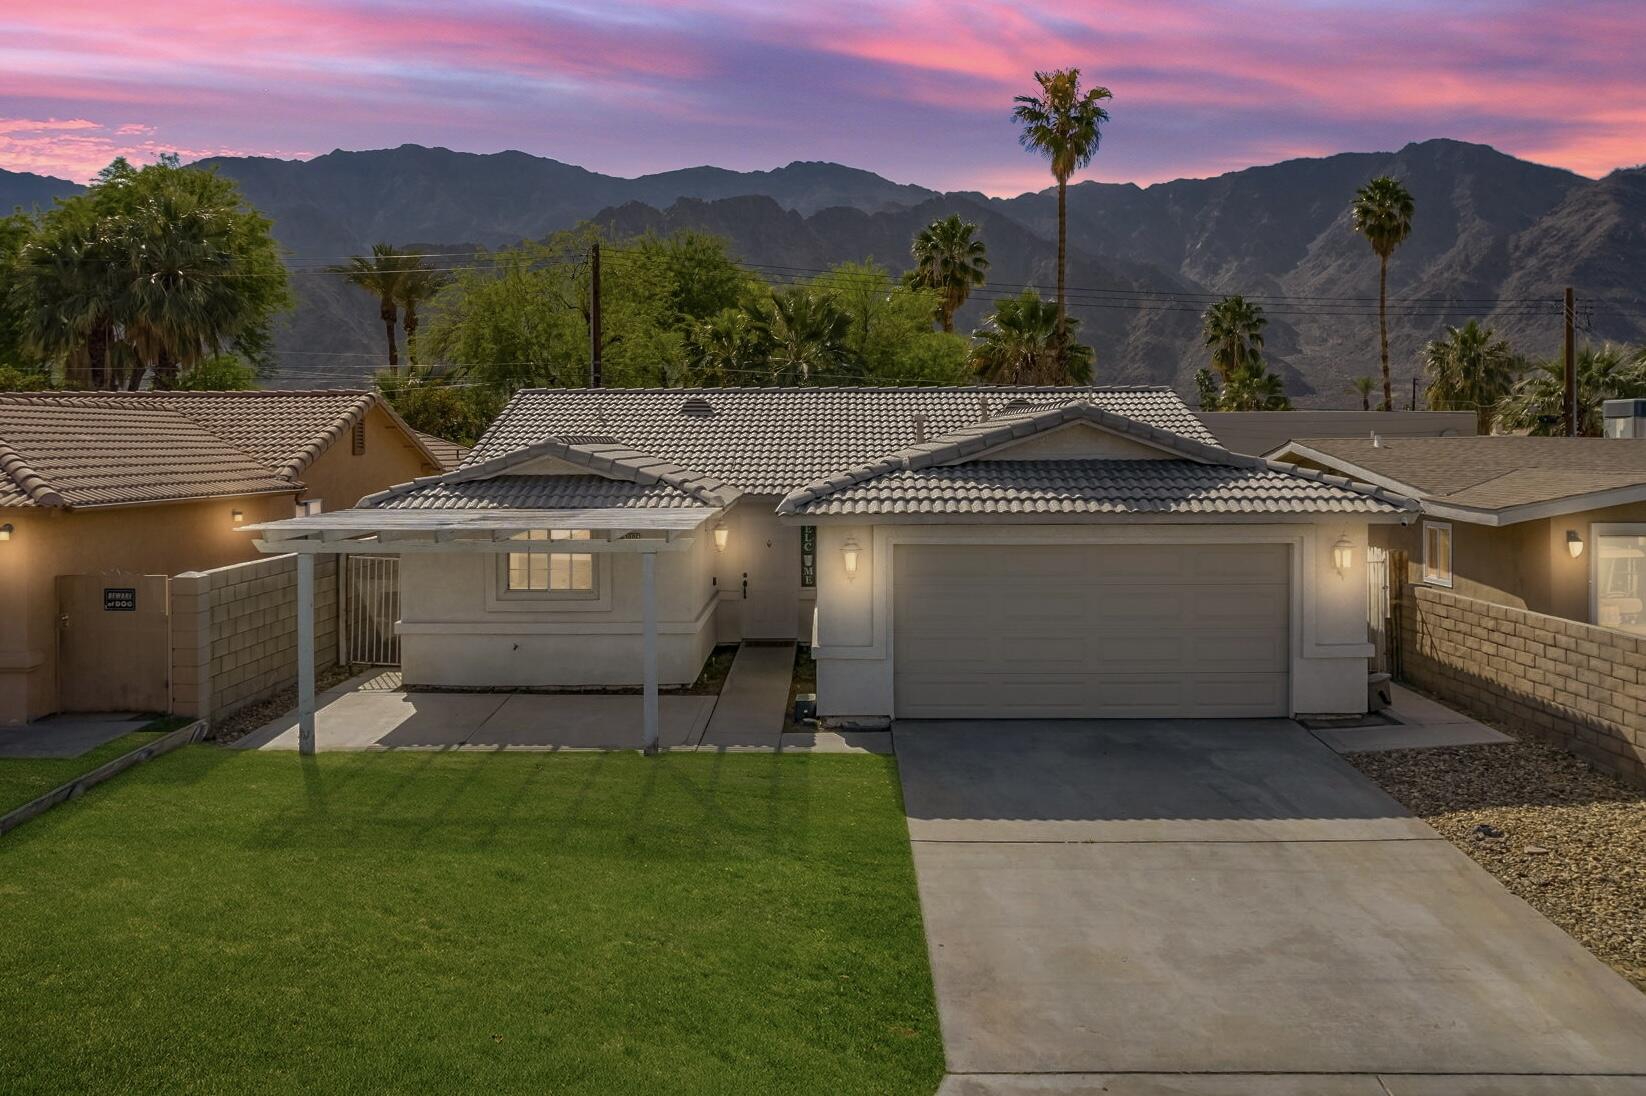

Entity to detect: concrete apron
[897,719,1646,1091]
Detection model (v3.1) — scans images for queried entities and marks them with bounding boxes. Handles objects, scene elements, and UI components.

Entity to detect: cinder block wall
[170,555,338,724]
[1401,585,1646,784]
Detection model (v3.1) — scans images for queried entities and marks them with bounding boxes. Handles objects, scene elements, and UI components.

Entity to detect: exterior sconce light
[841,535,862,581]
[0,523,12,542]
[231,509,245,525]
[1332,534,1354,575]
[1567,530,1584,559]
[713,521,729,552]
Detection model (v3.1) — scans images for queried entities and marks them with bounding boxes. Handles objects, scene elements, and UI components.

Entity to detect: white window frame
[498,529,600,601]
[1590,523,1646,633]
[1421,521,1453,588]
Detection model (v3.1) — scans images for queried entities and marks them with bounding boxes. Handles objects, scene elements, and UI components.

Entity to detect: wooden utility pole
[1564,286,1576,436]
[590,241,603,388]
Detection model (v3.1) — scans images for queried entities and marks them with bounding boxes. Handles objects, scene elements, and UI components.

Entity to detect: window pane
[569,553,593,590]
[1596,534,1646,635]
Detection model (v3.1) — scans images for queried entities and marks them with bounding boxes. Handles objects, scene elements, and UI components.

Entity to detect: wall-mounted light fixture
[1332,534,1354,575]
[713,520,728,552]
[0,522,12,542]
[841,535,861,581]
[1567,529,1585,559]
[231,509,245,525]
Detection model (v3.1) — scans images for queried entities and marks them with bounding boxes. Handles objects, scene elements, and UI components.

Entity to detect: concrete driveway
[897,719,1646,1095]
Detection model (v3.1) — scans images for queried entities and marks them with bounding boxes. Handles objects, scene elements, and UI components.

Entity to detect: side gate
[343,555,401,666]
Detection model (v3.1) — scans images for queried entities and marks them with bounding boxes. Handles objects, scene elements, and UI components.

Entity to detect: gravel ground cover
[210,663,362,743]
[1348,720,1646,991]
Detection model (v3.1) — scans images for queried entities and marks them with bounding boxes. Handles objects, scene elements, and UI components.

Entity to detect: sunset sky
[2,0,1642,194]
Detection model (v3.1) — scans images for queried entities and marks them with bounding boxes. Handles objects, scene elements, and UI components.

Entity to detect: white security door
[893,543,1290,718]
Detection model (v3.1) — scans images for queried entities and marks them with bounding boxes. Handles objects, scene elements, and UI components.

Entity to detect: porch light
[1567,530,1585,559]
[1332,534,1354,575]
[713,521,728,552]
[231,509,245,525]
[0,523,11,542]
[841,535,862,581]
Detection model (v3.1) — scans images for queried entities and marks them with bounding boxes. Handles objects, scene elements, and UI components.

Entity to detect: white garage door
[893,543,1290,719]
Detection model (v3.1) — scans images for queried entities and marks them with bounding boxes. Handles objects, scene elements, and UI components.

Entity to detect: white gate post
[297,552,316,756]
[641,550,659,755]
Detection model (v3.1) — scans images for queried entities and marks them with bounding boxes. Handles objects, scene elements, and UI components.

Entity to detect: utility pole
[589,241,602,388]
[1410,376,1418,412]
[1563,286,1576,436]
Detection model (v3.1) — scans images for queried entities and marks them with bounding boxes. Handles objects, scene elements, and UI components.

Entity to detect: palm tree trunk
[381,298,400,376]
[941,294,955,334]
[403,304,419,366]
[153,347,177,391]
[1055,177,1068,349]
[88,322,109,390]
[1378,255,1391,411]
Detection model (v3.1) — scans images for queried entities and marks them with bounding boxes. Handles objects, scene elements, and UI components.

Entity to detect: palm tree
[330,243,417,374]
[970,289,1093,385]
[766,288,851,385]
[1201,295,1267,381]
[17,210,116,388]
[683,307,769,386]
[1496,344,1646,436]
[395,265,449,366]
[1012,69,1111,347]
[1421,320,1518,434]
[1217,362,1292,411]
[1350,176,1414,412]
[908,215,989,333]
[1350,376,1376,411]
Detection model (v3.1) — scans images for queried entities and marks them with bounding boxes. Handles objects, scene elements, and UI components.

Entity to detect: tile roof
[0,403,294,508]
[375,475,702,510]
[1276,436,1646,512]
[412,430,470,471]
[468,386,1219,494]
[780,402,1413,518]
[785,460,1412,517]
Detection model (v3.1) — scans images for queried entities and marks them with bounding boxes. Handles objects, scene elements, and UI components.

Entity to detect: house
[1270,433,1646,634]
[1196,409,1476,456]
[412,429,471,470]
[0,390,444,724]
[248,386,1413,744]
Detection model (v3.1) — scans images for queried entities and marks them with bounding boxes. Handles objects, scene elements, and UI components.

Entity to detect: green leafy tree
[1351,176,1415,411]
[1202,295,1267,381]
[970,289,1093,385]
[907,215,989,333]
[765,287,851,385]
[1496,344,1646,436]
[1215,362,1292,411]
[1195,368,1221,411]
[175,354,257,390]
[813,261,972,385]
[624,231,753,325]
[1350,375,1376,410]
[1012,68,1111,347]
[377,366,501,446]
[0,211,37,372]
[1421,320,1518,434]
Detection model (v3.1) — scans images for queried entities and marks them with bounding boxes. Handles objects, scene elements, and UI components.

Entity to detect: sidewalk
[1311,683,1512,754]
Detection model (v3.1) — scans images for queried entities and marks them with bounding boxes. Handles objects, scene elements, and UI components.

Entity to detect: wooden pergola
[244,506,716,756]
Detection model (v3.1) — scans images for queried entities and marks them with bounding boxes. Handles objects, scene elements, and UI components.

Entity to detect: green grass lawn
[0,747,944,1095]
[0,716,193,814]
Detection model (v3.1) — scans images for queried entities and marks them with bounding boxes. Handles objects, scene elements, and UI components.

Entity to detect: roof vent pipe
[911,413,928,442]
[979,396,991,420]
[1371,431,1382,448]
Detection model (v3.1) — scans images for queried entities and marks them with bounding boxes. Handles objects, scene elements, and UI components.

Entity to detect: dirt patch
[1348,724,1646,991]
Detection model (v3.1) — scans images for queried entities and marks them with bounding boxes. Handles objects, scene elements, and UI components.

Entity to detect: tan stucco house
[0,390,445,723]
[1271,435,1646,635]
[250,386,1414,744]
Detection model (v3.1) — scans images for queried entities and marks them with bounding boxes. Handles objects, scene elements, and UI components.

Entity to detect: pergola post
[296,551,316,756]
[641,550,659,755]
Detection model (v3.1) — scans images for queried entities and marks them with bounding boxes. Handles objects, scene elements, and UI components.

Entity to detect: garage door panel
[894,543,1291,719]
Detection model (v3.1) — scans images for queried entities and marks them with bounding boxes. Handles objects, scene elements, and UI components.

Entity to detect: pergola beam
[253,537,693,556]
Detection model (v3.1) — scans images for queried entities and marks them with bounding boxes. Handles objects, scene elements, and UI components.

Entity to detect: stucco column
[641,550,659,754]
[297,551,316,755]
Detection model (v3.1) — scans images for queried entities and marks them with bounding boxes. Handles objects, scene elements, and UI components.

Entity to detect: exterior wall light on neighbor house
[0,523,11,542]
[1332,534,1354,575]
[713,521,728,552]
[841,535,862,581]
[1568,530,1585,558]
[232,509,245,525]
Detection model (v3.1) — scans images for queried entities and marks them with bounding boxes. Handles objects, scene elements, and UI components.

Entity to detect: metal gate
[344,555,401,666]
[1367,546,1391,674]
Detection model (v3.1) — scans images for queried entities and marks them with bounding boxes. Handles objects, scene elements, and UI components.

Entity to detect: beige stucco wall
[0,491,297,724]
[298,404,440,512]
[809,518,1382,723]
[1375,499,1646,625]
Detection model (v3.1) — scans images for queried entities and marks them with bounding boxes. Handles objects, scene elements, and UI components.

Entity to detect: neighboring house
[412,429,471,471]
[1197,410,1475,456]
[0,391,442,724]
[1270,434,1646,634]
[251,386,1414,732]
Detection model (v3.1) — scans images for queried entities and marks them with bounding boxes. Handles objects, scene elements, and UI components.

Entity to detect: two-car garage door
[893,543,1290,719]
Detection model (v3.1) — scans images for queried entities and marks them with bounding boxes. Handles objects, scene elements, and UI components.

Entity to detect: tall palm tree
[970,289,1093,385]
[1012,69,1111,348]
[908,214,989,333]
[1201,295,1267,381]
[17,211,116,388]
[330,243,417,374]
[1350,176,1415,412]
[1350,376,1376,411]
[1496,343,1646,436]
[766,288,851,385]
[1421,320,1518,434]
[395,264,449,366]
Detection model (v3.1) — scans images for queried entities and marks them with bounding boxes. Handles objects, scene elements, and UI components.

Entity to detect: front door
[742,521,801,639]
[56,573,170,713]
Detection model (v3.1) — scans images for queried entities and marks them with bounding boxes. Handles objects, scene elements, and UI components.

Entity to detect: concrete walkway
[898,719,1646,1093]
[1312,683,1513,753]
[0,713,154,758]
[699,642,796,748]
